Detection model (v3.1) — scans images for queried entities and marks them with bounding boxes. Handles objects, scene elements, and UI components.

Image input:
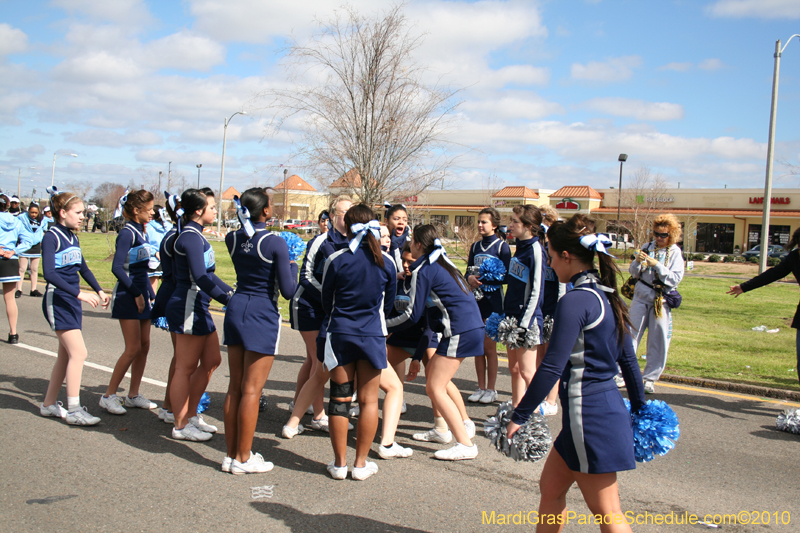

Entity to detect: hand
[135,294,145,314]
[155,252,160,260]
[0,249,13,259]
[397,271,406,280]
[406,360,421,381]
[727,285,744,297]
[77,291,100,308]
[644,256,659,268]
[636,251,649,264]
[98,291,110,309]
[506,420,521,440]
[467,275,482,289]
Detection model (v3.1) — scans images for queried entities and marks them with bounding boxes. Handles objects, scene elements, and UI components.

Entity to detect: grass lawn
[50,233,800,392]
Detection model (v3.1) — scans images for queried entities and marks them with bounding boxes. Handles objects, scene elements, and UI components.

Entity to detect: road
[1,282,798,532]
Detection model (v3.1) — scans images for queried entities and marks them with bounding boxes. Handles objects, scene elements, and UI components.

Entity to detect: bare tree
[90,182,127,254]
[621,167,671,247]
[257,4,461,206]
[64,180,94,202]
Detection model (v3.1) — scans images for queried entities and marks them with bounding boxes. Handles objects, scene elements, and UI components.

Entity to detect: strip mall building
[400,186,800,254]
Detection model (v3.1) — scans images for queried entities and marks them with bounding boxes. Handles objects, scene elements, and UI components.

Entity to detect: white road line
[16,342,168,388]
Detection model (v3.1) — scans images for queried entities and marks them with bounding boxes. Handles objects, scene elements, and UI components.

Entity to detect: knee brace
[330,380,354,398]
[327,398,351,418]
[328,380,355,418]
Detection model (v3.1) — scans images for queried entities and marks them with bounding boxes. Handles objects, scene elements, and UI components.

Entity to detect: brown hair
[547,214,630,342]
[123,190,154,221]
[512,204,544,238]
[344,204,384,268]
[478,207,502,236]
[412,224,469,294]
[0,195,8,212]
[652,213,682,246]
[51,192,83,223]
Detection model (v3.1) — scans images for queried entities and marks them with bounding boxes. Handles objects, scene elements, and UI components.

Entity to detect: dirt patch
[684,260,795,281]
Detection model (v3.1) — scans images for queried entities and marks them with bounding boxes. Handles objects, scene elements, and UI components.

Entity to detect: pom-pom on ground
[624,398,680,462]
[279,232,307,261]
[776,408,800,434]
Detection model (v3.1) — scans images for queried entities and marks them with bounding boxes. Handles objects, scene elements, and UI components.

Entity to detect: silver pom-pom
[542,315,554,344]
[484,401,513,449]
[497,316,522,347]
[520,323,541,349]
[776,408,800,434]
[472,287,484,301]
[483,400,551,462]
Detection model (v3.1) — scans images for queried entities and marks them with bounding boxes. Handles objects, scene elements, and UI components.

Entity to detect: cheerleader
[387,225,484,460]
[318,210,330,234]
[465,207,511,404]
[165,188,233,442]
[321,204,396,480]
[145,204,170,295]
[151,194,181,423]
[0,194,35,344]
[222,188,298,474]
[507,214,645,533]
[283,196,353,437]
[503,205,546,407]
[100,190,158,415]
[16,203,48,298]
[40,190,110,425]
[385,203,409,274]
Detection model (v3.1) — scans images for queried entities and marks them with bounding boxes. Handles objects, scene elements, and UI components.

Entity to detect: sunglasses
[654,231,669,238]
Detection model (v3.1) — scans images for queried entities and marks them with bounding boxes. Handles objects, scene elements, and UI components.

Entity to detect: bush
[748,256,759,264]
[768,257,781,267]
[692,253,706,261]
[708,254,721,263]
[723,255,734,262]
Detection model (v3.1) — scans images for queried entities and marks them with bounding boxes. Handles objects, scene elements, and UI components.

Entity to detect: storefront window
[455,215,475,229]
[696,223,735,254]
[747,224,791,249]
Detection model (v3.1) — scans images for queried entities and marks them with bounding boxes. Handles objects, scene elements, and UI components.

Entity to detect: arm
[386,267,431,332]
[618,335,645,412]
[41,234,80,297]
[739,251,797,293]
[320,254,337,316]
[518,243,544,329]
[111,228,141,297]
[297,235,326,305]
[184,233,231,304]
[13,219,35,256]
[383,259,397,319]
[268,236,299,300]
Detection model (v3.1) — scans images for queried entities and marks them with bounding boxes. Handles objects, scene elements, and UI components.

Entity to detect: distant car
[224,219,240,229]
[283,219,304,228]
[742,244,785,260]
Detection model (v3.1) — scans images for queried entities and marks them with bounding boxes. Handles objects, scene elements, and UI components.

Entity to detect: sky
[2,0,800,199]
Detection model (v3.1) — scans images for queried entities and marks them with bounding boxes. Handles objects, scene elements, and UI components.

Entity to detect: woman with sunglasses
[628,214,684,394]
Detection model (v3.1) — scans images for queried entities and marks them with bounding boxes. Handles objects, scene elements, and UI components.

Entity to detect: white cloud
[144,32,226,72]
[698,58,724,71]
[51,0,153,26]
[582,98,684,121]
[658,62,692,72]
[707,0,800,19]
[461,94,563,120]
[65,129,163,148]
[135,149,228,167]
[0,24,28,56]
[571,56,642,82]
[6,144,46,160]
[52,51,145,83]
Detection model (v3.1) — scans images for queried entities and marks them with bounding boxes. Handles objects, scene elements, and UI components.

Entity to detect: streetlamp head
[618,154,628,162]
[240,111,247,115]
[70,154,77,157]
[197,164,202,169]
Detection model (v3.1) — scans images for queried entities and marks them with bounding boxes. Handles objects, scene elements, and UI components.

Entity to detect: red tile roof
[274,175,317,192]
[551,186,603,200]
[493,186,539,198]
[222,186,240,200]
[330,169,362,188]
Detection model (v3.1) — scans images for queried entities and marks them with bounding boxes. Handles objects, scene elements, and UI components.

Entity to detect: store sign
[646,196,674,203]
[555,198,581,210]
[749,197,791,204]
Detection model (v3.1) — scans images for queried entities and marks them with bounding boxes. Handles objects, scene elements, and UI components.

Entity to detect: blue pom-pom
[624,398,680,462]
[197,392,211,414]
[485,312,504,342]
[479,257,506,292]
[151,316,169,331]
[279,232,307,261]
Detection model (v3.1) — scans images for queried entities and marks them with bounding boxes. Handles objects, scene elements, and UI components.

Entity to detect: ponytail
[344,204,384,268]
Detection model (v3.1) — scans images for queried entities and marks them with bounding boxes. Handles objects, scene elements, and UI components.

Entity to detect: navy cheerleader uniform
[110,222,155,320]
[41,224,104,331]
[150,228,177,321]
[18,212,47,258]
[223,223,298,354]
[467,235,511,319]
[289,232,329,331]
[321,239,397,370]
[165,221,232,335]
[388,226,410,273]
[503,236,546,344]
[512,271,646,474]
[542,240,568,344]
[386,276,439,360]
[387,254,485,359]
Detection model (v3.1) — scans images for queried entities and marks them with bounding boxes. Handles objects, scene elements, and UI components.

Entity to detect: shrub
[692,253,706,261]
[708,254,721,263]
[723,255,734,263]
[748,256,759,264]
[734,245,740,251]
[768,257,781,267]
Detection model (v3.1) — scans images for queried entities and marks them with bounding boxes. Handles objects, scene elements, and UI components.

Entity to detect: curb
[659,373,800,402]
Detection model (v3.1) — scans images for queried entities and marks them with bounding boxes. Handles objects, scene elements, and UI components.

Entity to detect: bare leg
[172,332,221,429]
[127,319,151,397]
[44,331,89,405]
[16,257,28,293]
[149,276,159,295]
[485,336,498,391]
[29,257,40,291]
[162,332,177,411]
[475,354,487,390]
[328,363,355,468]
[286,358,329,428]
[105,319,149,397]
[224,344,245,459]
[378,363,403,446]
[3,282,18,335]
[536,451,575,533]
[538,343,559,405]
[573,470,632,533]
[425,355,471,445]
[294,330,325,415]
[186,331,221,420]
[510,347,537,407]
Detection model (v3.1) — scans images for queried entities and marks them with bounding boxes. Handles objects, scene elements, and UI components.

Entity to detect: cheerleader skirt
[435,327,485,358]
[165,286,216,336]
[110,275,152,320]
[43,285,82,331]
[223,293,281,355]
[0,257,20,283]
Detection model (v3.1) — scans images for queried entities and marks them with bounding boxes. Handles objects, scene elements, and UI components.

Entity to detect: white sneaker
[99,394,127,415]
[479,389,498,404]
[349,404,360,417]
[310,415,330,432]
[163,411,174,424]
[281,424,304,439]
[401,401,407,414]
[644,380,656,394]
[351,461,379,481]
[614,374,626,388]
[65,406,101,426]
[327,460,348,480]
[158,407,168,420]
[40,402,68,418]
[289,400,314,416]
[125,395,157,409]
[222,457,233,473]
[189,415,217,433]
[434,443,478,461]
[377,442,413,459]
[412,428,452,444]
[464,419,476,439]
[538,401,558,416]
[172,424,212,442]
[467,388,485,402]
[231,452,274,475]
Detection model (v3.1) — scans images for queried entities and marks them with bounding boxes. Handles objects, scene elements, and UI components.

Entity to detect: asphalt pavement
[1,282,798,533]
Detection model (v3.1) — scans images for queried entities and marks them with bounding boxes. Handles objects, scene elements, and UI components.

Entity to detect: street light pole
[616,154,628,249]
[196,164,202,188]
[759,36,800,274]
[217,111,247,232]
[158,171,163,194]
[168,161,172,191]
[50,152,78,187]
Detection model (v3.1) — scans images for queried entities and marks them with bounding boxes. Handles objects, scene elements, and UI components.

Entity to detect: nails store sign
[749,197,791,205]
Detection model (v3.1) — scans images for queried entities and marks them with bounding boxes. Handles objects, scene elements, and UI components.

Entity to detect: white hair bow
[348,220,382,253]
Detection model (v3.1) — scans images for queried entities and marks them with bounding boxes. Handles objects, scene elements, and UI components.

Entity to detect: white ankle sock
[67,396,80,410]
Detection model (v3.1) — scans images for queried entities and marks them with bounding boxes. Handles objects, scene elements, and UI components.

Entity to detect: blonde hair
[653,213,682,245]
[538,204,559,225]
[329,195,353,215]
